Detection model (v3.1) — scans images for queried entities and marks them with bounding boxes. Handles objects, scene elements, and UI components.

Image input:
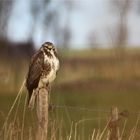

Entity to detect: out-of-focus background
[1,0,140,139]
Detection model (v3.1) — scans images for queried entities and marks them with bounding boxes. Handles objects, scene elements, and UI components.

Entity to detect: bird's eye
[53,48,56,51]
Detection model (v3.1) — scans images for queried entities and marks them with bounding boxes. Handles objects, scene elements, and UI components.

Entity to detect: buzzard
[26,42,60,106]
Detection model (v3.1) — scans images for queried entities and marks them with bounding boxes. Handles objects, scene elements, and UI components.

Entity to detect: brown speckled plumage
[26,42,59,104]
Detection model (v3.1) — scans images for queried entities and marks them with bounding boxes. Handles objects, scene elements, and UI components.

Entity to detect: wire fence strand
[50,105,109,113]
[49,104,140,117]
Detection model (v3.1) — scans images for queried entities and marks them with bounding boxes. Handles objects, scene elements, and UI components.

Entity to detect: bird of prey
[26,42,60,106]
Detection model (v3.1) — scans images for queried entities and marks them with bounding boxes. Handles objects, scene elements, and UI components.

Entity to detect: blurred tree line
[0,0,75,58]
[0,0,140,58]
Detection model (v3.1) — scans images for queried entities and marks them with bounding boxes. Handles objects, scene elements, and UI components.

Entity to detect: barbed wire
[50,104,110,113]
[49,104,140,117]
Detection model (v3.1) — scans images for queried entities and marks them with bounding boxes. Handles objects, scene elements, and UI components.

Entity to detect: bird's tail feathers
[28,89,38,110]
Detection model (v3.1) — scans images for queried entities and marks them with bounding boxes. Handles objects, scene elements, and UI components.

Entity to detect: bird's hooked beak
[47,45,53,49]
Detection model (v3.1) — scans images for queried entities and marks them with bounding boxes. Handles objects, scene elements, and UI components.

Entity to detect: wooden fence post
[108,106,120,140]
[36,87,49,140]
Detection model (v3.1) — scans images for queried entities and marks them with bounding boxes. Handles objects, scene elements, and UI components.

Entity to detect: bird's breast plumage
[26,42,60,105]
[43,51,59,71]
[39,50,59,86]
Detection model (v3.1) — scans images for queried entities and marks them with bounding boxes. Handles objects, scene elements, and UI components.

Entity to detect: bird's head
[41,42,58,56]
[42,42,54,50]
[42,42,56,52]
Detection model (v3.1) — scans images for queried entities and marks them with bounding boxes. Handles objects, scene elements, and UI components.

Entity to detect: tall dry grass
[0,81,140,140]
[1,112,140,139]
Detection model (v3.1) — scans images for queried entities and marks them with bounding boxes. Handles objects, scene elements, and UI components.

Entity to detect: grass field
[1,48,140,139]
[1,89,140,139]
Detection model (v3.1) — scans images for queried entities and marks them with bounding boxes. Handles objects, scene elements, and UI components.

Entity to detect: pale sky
[7,0,140,48]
